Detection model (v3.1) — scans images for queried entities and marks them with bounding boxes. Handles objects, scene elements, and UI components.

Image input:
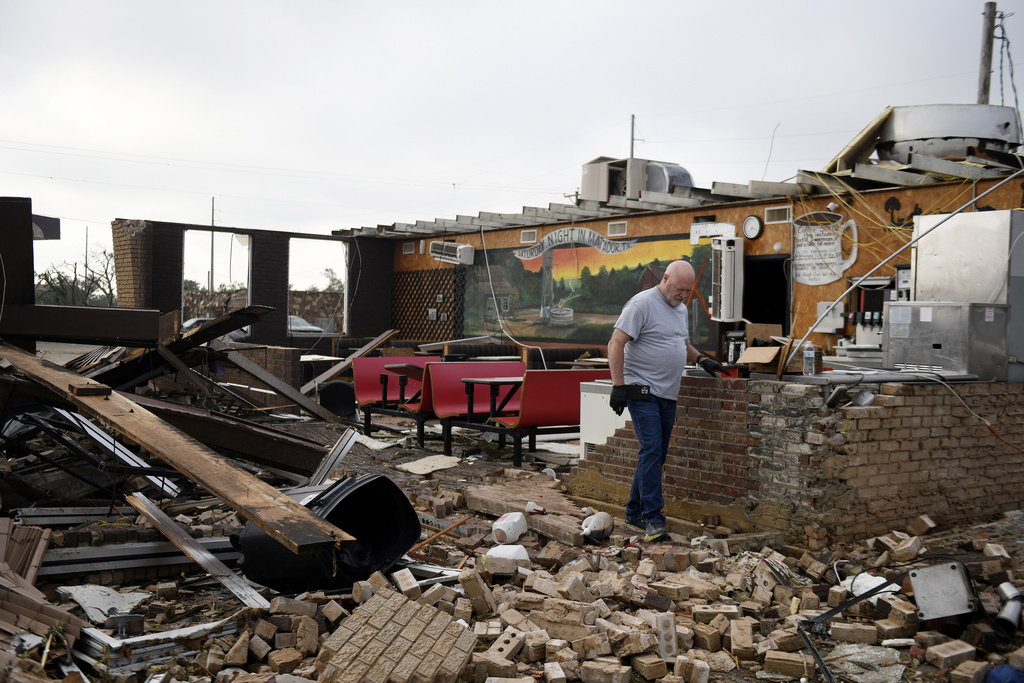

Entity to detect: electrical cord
[914,370,1024,455]
[783,168,1024,369]
[477,224,548,369]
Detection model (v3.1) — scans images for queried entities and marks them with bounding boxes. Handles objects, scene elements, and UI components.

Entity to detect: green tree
[321,268,344,293]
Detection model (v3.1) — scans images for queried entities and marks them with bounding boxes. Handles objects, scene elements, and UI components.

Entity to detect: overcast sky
[3,1,1022,289]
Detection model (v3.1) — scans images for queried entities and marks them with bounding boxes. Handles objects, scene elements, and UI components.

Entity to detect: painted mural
[462,228,719,348]
[792,211,859,285]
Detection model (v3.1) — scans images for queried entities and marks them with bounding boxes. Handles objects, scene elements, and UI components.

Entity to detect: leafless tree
[35,249,118,307]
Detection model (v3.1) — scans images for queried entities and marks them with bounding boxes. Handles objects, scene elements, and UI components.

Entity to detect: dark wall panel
[347,238,394,337]
[249,233,290,346]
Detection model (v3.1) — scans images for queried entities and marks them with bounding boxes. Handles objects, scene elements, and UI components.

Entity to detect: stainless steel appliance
[883,302,1008,381]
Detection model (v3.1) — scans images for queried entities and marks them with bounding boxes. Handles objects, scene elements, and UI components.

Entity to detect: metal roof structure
[332,105,1024,241]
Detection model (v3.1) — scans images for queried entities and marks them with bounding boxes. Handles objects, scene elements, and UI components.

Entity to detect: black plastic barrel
[317,380,356,417]
[232,474,420,592]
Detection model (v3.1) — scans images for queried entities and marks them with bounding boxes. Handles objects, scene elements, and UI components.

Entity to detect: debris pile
[2,334,1023,682]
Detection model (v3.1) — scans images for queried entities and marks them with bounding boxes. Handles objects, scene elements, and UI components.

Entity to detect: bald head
[657,260,695,307]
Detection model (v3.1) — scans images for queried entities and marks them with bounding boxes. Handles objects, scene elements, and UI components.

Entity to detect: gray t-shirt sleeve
[614,287,689,400]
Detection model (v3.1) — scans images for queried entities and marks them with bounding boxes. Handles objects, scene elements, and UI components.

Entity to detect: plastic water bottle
[802,341,816,375]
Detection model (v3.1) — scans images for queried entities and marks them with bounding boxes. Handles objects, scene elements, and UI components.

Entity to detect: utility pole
[978,2,997,104]
[210,197,215,291]
[626,113,634,158]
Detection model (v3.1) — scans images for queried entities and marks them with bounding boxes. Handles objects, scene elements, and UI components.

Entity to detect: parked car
[288,315,324,335]
[181,317,249,342]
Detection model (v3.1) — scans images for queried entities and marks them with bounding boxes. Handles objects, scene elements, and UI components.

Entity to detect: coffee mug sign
[792,211,858,285]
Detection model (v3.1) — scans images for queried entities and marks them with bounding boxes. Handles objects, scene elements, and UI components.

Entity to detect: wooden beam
[117,394,328,477]
[126,493,270,609]
[908,153,1004,179]
[521,207,576,222]
[0,304,161,347]
[0,342,354,554]
[796,170,879,193]
[710,181,776,199]
[155,344,218,398]
[748,180,807,196]
[210,340,339,422]
[607,195,670,212]
[299,328,398,395]
[822,105,892,174]
[639,191,701,208]
[853,163,936,187]
[968,145,1024,169]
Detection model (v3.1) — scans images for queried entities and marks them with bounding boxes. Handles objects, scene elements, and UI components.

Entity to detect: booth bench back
[429,361,527,419]
[492,368,612,428]
[352,355,441,406]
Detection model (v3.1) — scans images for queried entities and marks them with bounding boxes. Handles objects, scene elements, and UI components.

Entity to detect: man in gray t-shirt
[607,260,724,542]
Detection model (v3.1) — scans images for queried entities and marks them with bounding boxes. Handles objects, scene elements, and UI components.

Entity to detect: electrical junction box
[907,562,977,620]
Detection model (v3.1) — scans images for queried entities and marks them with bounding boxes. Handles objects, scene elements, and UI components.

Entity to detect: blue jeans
[624,395,676,526]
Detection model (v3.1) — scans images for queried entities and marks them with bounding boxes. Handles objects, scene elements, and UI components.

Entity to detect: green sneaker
[645,521,670,543]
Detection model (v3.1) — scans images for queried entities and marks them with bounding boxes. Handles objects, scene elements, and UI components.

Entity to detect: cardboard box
[737,336,822,375]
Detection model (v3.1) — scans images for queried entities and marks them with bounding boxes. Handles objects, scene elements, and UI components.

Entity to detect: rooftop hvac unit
[711,237,744,322]
[429,241,475,265]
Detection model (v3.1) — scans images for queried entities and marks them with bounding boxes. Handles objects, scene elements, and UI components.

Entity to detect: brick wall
[153,344,302,410]
[112,219,152,309]
[571,378,1024,545]
[110,219,185,314]
[219,345,302,410]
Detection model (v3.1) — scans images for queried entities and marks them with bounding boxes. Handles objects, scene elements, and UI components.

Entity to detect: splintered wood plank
[0,343,353,554]
[464,478,587,546]
[126,493,270,609]
[300,328,398,395]
[822,105,892,173]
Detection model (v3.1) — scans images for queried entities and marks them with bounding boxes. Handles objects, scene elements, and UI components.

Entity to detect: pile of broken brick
[10,508,1016,683]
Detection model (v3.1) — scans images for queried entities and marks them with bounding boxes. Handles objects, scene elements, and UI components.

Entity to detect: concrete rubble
[2,341,1024,682]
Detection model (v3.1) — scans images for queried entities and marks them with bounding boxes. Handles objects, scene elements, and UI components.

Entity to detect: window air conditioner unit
[711,236,744,322]
[429,241,475,265]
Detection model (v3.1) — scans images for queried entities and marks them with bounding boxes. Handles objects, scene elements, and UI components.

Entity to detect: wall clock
[742,215,763,240]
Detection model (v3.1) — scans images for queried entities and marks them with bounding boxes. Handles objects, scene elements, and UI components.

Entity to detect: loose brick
[631,652,668,679]
[580,660,632,683]
[926,640,977,670]
[764,651,817,678]
[951,660,990,683]
[831,622,877,644]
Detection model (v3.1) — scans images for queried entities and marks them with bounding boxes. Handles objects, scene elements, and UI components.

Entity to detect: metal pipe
[995,581,1023,631]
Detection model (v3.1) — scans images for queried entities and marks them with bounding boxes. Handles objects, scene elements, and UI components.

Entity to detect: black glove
[699,356,726,377]
[609,385,628,415]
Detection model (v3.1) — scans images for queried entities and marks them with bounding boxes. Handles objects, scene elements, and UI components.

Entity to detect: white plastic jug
[581,511,614,541]
[492,512,527,544]
[486,544,529,561]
